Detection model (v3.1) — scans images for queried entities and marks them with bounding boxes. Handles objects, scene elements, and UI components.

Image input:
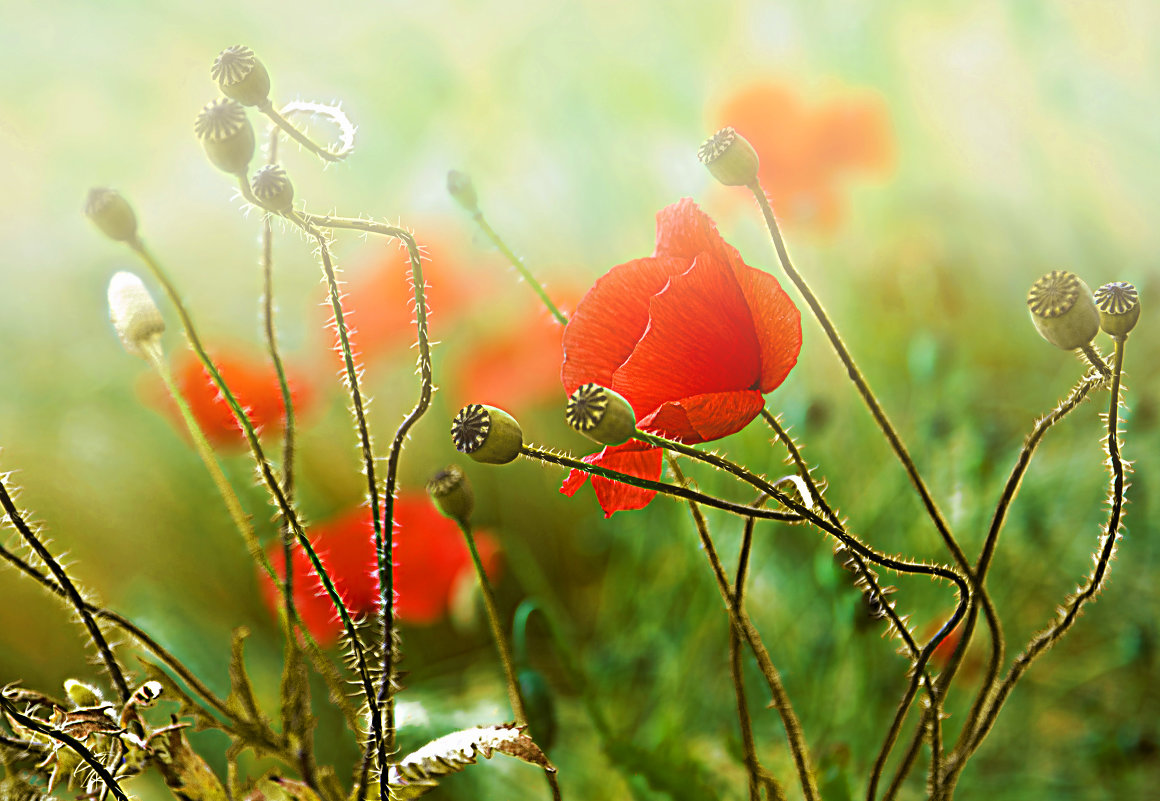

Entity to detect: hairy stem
[468,209,568,325]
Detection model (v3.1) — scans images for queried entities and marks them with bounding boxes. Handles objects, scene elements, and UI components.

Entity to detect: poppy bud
[194,97,255,176]
[108,271,165,360]
[1093,281,1140,339]
[565,383,637,446]
[698,127,760,187]
[1026,270,1100,351]
[447,170,479,214]
[427,464,475,524]
[251,164,294,212]
[63,679,103,708]
[451,404,523,465]
[211,45,271,108]
[84,188,138,243]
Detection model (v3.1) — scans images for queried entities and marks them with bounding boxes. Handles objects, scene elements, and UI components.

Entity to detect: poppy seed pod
[427,465,475,524]
[1026,270,1100,351]
[108,272,165,360]
[194,98,255,176]
[63,679,103,709]
[1093,282,1140,339]
[251,164,294,212]
[566,383,637,446]
[211,45,271,108]
[85,188,138,243]
[447,170,479,214]
[698,127,760,187]
[451,404,523,465]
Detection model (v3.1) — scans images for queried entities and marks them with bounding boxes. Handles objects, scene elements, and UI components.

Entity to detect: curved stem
[665,458,817,801]
[258,100,351,163]
[951,336,1129,777]
[0,479,130,704]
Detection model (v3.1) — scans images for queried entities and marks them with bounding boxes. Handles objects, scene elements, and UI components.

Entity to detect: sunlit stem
[258,100,345,162]
[468,209,568,325]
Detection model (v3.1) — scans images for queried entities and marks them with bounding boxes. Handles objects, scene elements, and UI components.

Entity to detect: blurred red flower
[330,227,500,365]
[152,348,313,449]
[716,81,894,229]
[260,497,500,643]
[560,198,801,516]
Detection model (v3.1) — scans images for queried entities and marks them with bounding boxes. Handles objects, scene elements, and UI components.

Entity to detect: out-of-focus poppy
[328,226,501,365]
[716,81,894,229]
[260,497,500,643]
[559,198,801,516]
[151,347,313,449]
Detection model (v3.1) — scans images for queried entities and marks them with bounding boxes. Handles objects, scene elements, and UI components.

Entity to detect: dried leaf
[386,724,554,798]
[154,723,230,801]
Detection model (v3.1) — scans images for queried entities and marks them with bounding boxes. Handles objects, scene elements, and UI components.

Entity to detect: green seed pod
[63,679,103,709]
[698,127,760,187]
[427,464,475,524]
[447,169,479,214]
[565,383,637,446]
[108,271,165,360]
[451,404,523,465]
[1026,270,1100,351]
[194,97,255,176]
[1093,281,1140,338]
[211,45,271,108]
[251,164,294,212]
[84,188,138,243]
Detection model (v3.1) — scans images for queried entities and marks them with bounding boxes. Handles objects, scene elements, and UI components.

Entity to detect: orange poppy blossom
[148,346,314,449]
[560,198,801,516]
[715,80,894,229]
[259,496,501,642]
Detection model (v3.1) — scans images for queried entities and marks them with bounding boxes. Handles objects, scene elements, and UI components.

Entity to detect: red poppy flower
[716,81,894,230]
[150,348,313,449]
[560,198,801,516]
[260,497,501,643]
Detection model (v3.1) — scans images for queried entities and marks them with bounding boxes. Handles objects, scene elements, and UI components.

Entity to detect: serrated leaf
[154,725,229,801]
[136,659,220,732]
[226,628,266,727]
[386,724,554,798]
[279,635,315,763]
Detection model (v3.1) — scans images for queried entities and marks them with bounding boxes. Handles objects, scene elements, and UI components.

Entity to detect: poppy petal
[612,254,761,419]
[561,256,689,395]
[638,390,766,443]
[733,266,802,393]
[559,442,663,517]
[654,198,748,275]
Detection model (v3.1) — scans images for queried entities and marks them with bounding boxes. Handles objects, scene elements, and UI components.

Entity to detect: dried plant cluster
[0,47,1140,801]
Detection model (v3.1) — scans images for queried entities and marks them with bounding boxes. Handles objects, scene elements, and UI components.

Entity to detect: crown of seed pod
[194,98,255,176]
[108,271,165,360]
[211,45,271,108]
[84,187,138,243]
[1026,270,1100,351]
[451,404,523,465]
[565,383,637,446]
[427,465,475,524]
[251,164,294,212]
[447,170,479,214]
[1093,281,1140,338]
[698,127,760,187]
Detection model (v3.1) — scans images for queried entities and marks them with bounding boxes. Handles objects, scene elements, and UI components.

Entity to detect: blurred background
[1,1,1157,798]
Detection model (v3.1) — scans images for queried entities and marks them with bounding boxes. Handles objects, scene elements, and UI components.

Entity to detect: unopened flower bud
[451,404,522,465]
[85,188,138,243]
[64,679,103,709]
[211,45,271,108]
[251,164,294,212]
[1026,270,1100,351]
[427,465,475,524]
[194,98,255,176]
[1093,281,1140,338]
[566,383,637,446]
[698,127,760,187]
[108,271,165,360]
[447,170,479,214]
